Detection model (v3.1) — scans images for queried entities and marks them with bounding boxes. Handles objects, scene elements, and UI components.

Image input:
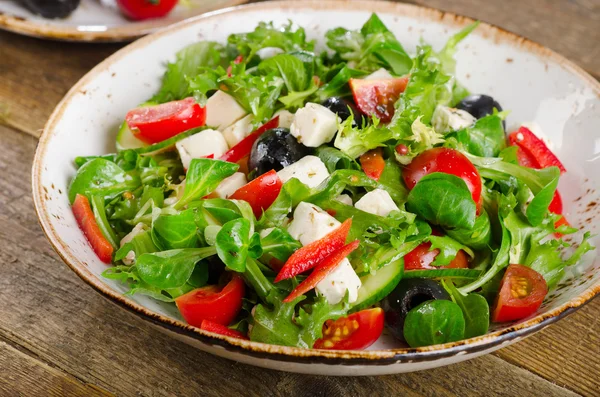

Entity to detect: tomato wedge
[403,147,482,212]
[72,194,113,264]
[275,219,353,282]
[200,320,249,340]
[229,170,282,218]
[283,240,360,303]
[349,77,408,122]
[220,116,280,164]
[492,264,548,323]
[125,97,206,144]
[360,148,385,181]
[116,0,177,20]
[508,127,566,173]
[314,308,384,350]
[404,242,469,270]
[175,274,245,327]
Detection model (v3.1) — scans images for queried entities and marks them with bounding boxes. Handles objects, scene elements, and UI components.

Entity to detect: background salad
[68,14,593,349]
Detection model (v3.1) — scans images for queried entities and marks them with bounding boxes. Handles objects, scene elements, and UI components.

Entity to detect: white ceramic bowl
[32,0,600,376]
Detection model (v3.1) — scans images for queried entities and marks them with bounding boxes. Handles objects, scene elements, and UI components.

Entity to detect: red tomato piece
[404,243,469,270]
[360,148,386,181]
[402,147,482,212]
[275,219,353,282]
[229,170,283,218]
[175,275,245,327]
[72,194,114,264]
[283,240,360,303]
[116,0,178,20]
[349,77,408,122]
[492,264,548,323]
[508,127,566,173]
[126,97,206,144]
[226,55,245,77]
[314,308,384,350]
[220,116,279,164]
[200,320,249,340]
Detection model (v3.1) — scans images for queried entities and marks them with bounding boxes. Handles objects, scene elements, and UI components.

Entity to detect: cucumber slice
[403,268,482,279]
[352,258,403,312]
[116,121,146,151]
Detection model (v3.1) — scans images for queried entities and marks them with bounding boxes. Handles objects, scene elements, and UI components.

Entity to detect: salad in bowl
[67,13,593,350]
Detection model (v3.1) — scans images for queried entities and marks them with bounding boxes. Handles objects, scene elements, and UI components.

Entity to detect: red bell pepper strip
[508,127,566,173]
[220,116,279,164]
[229,170,283,218]
[283,240,360,303]
[360,148,385,181]
[72,194,114,264]
[200,320,249,340]
[275,219,353,282]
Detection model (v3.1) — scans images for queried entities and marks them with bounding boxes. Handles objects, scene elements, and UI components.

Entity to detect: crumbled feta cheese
[277,155,329,188]
[432,105,476,133]
[354,189,399,217]
[274,109,295,129]
[222,115,254,147]
[205,90,247,130]
[316,258,361,304]
[364,68,394,80]
[176,129,229,169]
[119,223,148,265]
[256,47,285,60]
[213,172,247,199]
[335,194,353,206]
[290,103,340,147]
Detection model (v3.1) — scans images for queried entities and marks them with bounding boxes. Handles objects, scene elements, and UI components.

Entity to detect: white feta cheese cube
[277,155,329,188]
[274,109,295,129]
[176,129,229,170]
[316,259,361,304]
[287,202,340,245]
[355,189,399,217]
[290,103,340,147]
[222,115,254,147]
[335,194,353,206]
[521,122,554,151]
[364,68,394,80]
[213,172,247,199]
[256,47,285,59]
[205,90,247,130]
[432,105,477,133]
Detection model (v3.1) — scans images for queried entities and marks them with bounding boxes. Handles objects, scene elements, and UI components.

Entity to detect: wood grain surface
[0,1,598,396]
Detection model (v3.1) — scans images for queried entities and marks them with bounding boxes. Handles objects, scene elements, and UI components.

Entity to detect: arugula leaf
[215,218,260,272]
[68,158,140,204]
[135,247,217,290]
[403,300,465,347]
[151,42,226,103]
[175,159,239,209]
[443,279,489,339]
[407,172,476,230]
[452,115,506,157]
[152,208,199,250]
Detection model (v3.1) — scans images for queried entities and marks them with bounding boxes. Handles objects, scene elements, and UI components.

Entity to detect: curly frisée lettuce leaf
[334,116,394,158]
[394,117,445,165]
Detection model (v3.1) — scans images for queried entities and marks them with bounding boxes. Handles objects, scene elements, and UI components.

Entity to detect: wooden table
[1,0,598,395]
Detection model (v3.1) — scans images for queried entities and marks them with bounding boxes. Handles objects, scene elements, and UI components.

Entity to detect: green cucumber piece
[352,258,403,312]
[403,268,482,279]
[116,121,146,151]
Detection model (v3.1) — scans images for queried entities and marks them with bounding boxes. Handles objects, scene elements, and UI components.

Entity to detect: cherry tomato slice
[72,194,113,264]
[229,170,283,218]
[349,77,408,122]
[220,116,280,164]
[175,275,245,327]
[314,308,384,350]
[492,264,548,323]
[402,147,482,212]
[275,219,352,282]
[404,243,469,270]
[508,127,566,173]
[116,0,178,20]
[200,320,248,340]
[360,148,386,181]
[283,240,360,303]
[126,97,206,144]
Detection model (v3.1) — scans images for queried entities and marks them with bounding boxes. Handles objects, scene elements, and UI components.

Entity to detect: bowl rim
[32,0,600,366]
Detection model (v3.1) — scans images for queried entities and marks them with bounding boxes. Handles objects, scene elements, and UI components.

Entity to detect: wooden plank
[0,122,588,396]
[0,339,113,397]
